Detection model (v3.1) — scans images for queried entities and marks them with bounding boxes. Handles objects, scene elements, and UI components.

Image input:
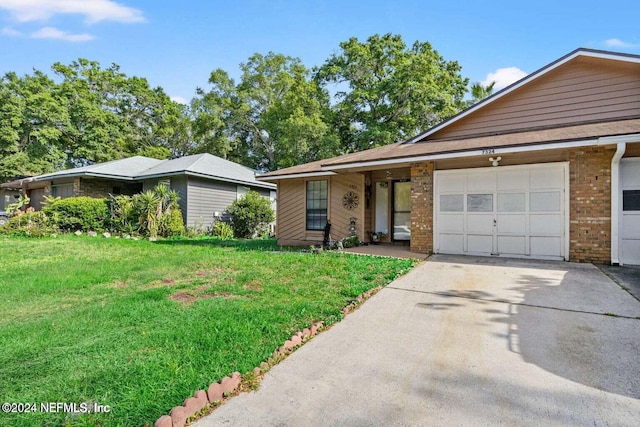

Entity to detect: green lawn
[0,236,415,426]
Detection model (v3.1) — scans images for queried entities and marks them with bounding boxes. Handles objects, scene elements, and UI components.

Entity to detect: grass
[0,235,415,426]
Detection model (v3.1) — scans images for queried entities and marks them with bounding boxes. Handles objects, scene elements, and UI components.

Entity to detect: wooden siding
[329,174,365,242]
[186,177,237,229]
[276,174,365,246]
[430,57,640,140]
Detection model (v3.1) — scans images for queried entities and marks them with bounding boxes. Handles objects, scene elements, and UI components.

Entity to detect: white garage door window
[620,158,640,265]
[435,163,568,261]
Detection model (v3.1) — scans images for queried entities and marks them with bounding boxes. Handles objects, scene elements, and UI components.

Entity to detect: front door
[392,181,411,241]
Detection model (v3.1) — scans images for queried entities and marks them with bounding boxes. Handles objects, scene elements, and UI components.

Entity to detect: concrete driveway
[194,255,640,427]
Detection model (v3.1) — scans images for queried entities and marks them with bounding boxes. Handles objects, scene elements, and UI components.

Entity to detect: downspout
[610,142,626,265]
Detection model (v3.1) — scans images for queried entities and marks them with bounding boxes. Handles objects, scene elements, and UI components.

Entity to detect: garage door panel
[439,175,465,192]
[467,173,496,192]
[466,214,493,234]
[439,214,464,233]
[497,214,525,234]
[440,234,464,253]
[530,236,562,257]
[498,171,529,191]
[621,214,640,238]
[498,236,526,255]
[621,240,640,265]
[468,235,493,253]
[530,168,564,189]
[530,214,563,234]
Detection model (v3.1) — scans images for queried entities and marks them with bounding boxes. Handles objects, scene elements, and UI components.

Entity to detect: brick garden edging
[153,285,384,427]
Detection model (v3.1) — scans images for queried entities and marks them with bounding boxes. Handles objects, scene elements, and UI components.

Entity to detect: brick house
[257,48,640,265]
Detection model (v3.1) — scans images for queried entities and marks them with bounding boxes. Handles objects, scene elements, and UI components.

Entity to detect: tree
[314,33,469,152]
[0,71,69,181]
[192,52,340,171]
[468,81,496,106]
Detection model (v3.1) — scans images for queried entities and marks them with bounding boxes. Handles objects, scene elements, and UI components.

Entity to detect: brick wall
[410,161,434,254]
[569,147,614,263]
[79,179,142,198]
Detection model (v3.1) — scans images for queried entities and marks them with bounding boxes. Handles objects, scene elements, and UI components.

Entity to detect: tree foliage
[191,52,340,171]
[0,59,186,182]
[0,36,479,181]
[468,81,496,106]
[314,33,469,152]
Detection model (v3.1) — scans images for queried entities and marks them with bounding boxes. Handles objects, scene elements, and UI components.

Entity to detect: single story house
[1,153,276,229]
[257,48,640,265]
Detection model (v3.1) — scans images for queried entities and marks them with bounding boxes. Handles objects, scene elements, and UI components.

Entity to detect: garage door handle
[493,219,497,226]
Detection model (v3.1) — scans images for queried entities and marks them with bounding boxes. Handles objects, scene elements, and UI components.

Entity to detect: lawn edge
[153,285,386,427]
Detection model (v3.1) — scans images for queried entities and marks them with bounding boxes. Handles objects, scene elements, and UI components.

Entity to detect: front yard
[0,236,415,426]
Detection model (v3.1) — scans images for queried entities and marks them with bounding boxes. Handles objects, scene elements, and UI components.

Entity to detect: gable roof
[137,153,275,189]
[408,48,640,144]
[258,48,640,180]
[35,156,164,181]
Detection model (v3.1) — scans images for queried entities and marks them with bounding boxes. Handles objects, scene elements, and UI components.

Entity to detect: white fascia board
[407,49,640,144]
[184,171,276,189]
[322,138,604,171]
[255,171,337,181]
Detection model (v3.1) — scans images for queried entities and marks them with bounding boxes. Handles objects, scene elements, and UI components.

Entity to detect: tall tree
[0,71,69,181]
[315,33,468,152]
[192,52,340,171]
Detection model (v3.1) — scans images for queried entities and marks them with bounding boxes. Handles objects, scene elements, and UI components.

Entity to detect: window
[51,183,74,199]
[467,194,493,212]
[306,180,328,230]
[440,194,463,212]
[623,190,640,211]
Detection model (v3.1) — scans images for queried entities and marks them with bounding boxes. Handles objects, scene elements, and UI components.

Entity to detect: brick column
[569,147,613,263]
[410,161,434,254]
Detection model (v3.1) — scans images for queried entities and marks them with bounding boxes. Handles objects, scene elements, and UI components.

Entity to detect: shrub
[227,191,275,239]
[43,197,109,232]
[0,210,57,237]
[160,209,185,237]
[341,235,361,248]
[108,195,138,235]
[211,221,234,239]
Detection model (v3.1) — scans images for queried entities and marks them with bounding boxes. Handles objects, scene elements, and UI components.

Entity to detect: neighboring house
[257,48,640,265]
[1,153,276,229]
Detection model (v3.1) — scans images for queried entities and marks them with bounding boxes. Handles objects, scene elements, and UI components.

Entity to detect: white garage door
[435,163,568,260]
[620,158,640,265]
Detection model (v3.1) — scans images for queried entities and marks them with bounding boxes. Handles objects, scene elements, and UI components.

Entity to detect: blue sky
[0,0,638,104]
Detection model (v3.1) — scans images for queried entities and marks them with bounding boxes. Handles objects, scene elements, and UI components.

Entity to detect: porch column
[410,161,434,254]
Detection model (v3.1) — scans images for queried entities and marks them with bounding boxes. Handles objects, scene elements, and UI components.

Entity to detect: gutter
[610,142,626,265]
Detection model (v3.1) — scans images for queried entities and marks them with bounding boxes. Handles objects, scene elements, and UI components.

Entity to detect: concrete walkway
[193,255,640,427]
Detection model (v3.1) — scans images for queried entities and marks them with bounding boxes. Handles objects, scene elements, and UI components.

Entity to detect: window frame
[306,180,328,231]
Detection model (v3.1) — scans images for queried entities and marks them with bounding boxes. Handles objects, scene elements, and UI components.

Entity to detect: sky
[0,0,638,104]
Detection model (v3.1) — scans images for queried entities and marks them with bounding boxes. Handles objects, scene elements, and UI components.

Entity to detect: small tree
[227,191,274,238]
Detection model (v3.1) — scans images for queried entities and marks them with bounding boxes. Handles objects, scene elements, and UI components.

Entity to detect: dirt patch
[111,281,128,288]
[243,281,263,292]
[195,268,225,277]
[169,285,241,306]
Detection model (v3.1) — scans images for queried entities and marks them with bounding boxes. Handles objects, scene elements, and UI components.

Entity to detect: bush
[43,197,109,232]
[227,191,275,239]
[341,235,361,248]
[0,210,57,237]
[160,209,185,237]
[211,221,234,239]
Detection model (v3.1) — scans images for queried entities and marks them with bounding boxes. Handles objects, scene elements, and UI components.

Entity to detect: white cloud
[31,26,94,42]
[482,67,528,91]
[603,38,638,49]
[1,26,22,37]
[171,96,188,105]
[0,0,145,24]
